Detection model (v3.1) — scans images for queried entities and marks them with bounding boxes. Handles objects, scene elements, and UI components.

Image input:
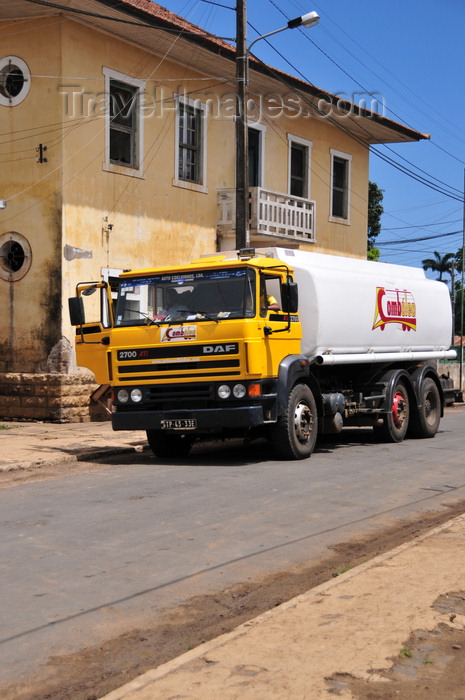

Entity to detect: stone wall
[1,363,462,424]
[0,369,111,422]
[439,361,465,398]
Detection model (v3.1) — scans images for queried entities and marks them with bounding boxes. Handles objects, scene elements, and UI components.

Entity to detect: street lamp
[247,12,320,60]
[235,8,320,249]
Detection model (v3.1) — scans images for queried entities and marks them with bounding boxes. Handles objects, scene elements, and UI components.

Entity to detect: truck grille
[145,383,214,410]
[118,359,239,378]
[115,342,242,381]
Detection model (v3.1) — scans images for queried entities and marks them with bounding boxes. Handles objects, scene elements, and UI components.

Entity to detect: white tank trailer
[269,247,455,364]
[260,247,456,447]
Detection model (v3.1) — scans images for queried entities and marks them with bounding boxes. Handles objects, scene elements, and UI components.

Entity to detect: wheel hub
[294,401,312,442]
[392,391,407,429]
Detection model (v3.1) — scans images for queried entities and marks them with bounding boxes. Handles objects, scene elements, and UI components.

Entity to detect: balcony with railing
[217,187,316,247]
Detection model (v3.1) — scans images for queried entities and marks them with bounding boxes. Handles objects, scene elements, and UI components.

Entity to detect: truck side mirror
[282,281,298,314]
[68,296,85,326]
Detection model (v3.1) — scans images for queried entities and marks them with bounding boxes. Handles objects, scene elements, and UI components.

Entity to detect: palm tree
[421,251,455,282]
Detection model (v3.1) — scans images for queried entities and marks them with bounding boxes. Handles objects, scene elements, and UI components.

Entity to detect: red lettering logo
[372,287,416,331]
[161,325,197,342]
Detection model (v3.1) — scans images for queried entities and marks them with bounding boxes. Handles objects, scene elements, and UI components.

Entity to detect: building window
[103,68,145,177]
[109,81,138,167]
[330,149,352,221]
[178,102,202,183]
[174,95,207,192]
[0,56,31,107]
[288,135,312,199]
[248,125,266,187]
[248,128,260,187]
[0,232,32,281]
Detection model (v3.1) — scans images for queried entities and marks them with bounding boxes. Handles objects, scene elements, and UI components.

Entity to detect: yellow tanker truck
[69,247,456,459]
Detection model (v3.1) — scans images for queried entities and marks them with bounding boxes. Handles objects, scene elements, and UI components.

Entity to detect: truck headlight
[130,388,143,403]
[218,385,231,399]
[233,384,246,398]
[117,389,129,403]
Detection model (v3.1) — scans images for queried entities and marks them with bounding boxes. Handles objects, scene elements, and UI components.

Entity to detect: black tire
[271,384,318,460]
[373,381,409,443]
[146,430,193,458]
[408,377,441,438]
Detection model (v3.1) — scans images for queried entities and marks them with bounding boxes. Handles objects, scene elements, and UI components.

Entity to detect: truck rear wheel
[408,377,441,438]
[373,381,409,443]
[146,430,193,458]
[271,384,318,460]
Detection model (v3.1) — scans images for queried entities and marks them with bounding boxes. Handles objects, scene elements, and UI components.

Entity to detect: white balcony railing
[217,187,316,243]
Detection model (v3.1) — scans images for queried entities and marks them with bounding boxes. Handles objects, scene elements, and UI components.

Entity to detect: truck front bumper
[112,405,265,432]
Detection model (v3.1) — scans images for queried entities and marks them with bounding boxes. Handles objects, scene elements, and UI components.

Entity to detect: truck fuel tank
[266,248,453,362]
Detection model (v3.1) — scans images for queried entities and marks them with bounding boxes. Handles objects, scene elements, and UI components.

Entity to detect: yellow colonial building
[0,0,426,420]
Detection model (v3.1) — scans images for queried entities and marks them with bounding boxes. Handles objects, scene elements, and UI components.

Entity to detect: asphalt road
[1,407,464,688]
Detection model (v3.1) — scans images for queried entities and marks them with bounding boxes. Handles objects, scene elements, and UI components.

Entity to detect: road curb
[0,444,149,473]
[101,512,465,700]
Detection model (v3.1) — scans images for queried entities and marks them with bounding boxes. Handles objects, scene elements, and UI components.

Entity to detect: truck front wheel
[271,384,318,460]
[373,382,409,443]
[146,430,193,458]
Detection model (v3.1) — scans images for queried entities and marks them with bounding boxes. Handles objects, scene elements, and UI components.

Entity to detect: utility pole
[235,0,248,250]
[460,168,465,393]
[451,259,455,347]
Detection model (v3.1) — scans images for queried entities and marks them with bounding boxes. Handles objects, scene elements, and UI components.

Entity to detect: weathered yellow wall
[254,108,369,258]
[59,20,234,345]
[1,16,369,376]
[0,18,64,372]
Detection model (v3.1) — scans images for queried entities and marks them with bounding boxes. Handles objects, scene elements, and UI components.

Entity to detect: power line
[383,218,461,231]
[198,0,234,8]
[262,0,464,201]
[249,44,463,203]
[22,0,235,39]
[379,230,463,246]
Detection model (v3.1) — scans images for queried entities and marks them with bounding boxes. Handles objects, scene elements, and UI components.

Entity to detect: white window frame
[173,93,208,193]
[101,267,123,326]
[103,67,145,178]
[287,134,312,199]
[247,123,266,188]
[0,56,31,107]
[329,148,352,224]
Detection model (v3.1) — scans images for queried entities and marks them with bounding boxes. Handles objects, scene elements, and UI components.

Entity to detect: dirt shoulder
[3,501,465,700]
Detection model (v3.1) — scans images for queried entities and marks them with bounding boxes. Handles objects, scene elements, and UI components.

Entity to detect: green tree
[421,251,455,282]
[454,247,465,336]
[453,283,465,337]
[367,181,384,260]
[455,246,464,272]
[367,246,380,261]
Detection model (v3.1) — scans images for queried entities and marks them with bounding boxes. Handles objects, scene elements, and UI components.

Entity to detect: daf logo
[202,344,237,354]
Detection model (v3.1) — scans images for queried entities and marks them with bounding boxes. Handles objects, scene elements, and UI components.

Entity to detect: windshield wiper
[123,309,160,326]
[192,311,219,323]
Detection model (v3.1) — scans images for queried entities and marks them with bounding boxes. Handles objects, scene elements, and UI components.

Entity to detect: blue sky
[161,0,464,275]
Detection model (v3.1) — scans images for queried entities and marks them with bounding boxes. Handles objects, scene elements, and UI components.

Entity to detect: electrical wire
[290,0,465,159]
[383,218,461,231]
[22,0,235,39]
[15,0,460,205]
[6,0,463,259]
[261,0,464,202]
[379,230,463,246]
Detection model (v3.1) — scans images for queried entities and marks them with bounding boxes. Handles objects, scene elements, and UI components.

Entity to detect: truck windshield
[114,267,256,326]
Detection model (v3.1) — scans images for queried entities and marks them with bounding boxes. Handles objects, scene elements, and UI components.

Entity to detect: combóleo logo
[161,325,197,342]
[372,287,416,332]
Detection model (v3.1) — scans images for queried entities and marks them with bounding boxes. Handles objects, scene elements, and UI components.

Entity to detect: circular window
[0,56,31,107]
[0,232,32,281]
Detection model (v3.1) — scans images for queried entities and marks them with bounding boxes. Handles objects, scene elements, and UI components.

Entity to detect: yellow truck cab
[69,248,311,459]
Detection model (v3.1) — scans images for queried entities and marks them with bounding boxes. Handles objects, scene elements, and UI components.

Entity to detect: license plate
[160,419,197,430]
